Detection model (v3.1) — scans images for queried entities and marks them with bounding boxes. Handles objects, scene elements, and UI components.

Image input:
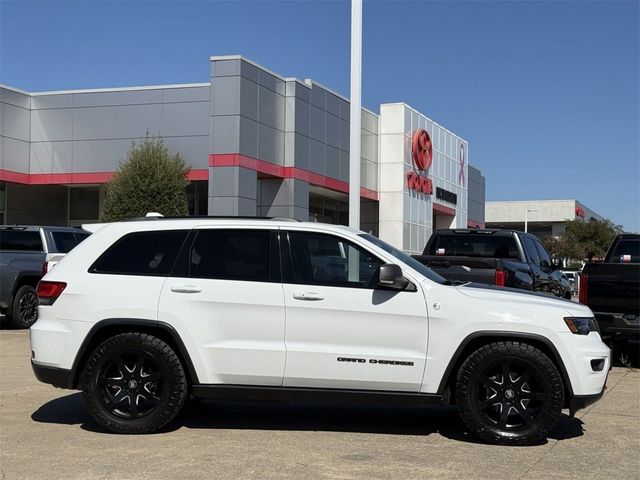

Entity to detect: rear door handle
[293,292,325,301]
[170,285,202,294]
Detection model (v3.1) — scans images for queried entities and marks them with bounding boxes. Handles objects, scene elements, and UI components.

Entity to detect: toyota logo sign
[407,129,433,194]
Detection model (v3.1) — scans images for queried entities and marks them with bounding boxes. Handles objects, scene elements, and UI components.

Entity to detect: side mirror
[378,264,409,290]
[552,257,564,270]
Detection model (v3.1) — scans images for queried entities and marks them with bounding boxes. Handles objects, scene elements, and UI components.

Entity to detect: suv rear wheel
[10,285,39,328]
[81,332,187,434]
[456,341,564,445]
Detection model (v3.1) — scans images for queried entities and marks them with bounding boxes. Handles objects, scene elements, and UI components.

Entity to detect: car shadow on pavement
[31,393,585,445]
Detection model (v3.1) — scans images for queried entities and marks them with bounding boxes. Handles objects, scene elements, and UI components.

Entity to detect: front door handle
[293,292,325,301]
[170,285,202,294]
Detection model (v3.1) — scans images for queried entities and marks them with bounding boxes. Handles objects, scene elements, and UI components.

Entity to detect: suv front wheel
[81,332,188,434]
[456,341,564,445]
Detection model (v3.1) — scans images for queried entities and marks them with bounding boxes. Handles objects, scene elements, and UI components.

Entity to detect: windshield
[359,233,447,284]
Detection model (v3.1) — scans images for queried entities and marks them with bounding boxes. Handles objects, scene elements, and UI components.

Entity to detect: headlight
[564,317,600,335]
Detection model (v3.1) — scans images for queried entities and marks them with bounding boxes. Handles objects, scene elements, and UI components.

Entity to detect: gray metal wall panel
[238,116,258,158]
[294,99,309,136]
[325,145,340,178]
[116,104,163,138]
[213,59,240,77]
[162,101,209,137]
[30,141,72,174]
[257,123,283,164]
[258,85,285,130]
[0,88,30,109]
[31,94,73,110]
[325,114,340,148]
[163,136,209,169]
[212,76,240,116]
[3,103,30,141]
[240,60,260,83]
[212,115,240,154]
[308,85,325,109]
[72,139,132,172]
[326,93,340,117]
[309,105,325,142]
[294,133,309,171]
[31,109,73,142]
[3,138,30,173]
[309,138,325,174]
[72,107,118,140]
[163,86,209,103]
[239,77,258,121]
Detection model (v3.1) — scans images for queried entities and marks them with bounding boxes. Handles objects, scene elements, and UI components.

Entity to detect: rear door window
[90,230,188,276]
[0,230,43,252]
[185,229,279,282]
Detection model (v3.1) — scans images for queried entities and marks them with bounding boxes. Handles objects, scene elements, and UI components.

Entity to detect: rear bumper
[31,361,74,389]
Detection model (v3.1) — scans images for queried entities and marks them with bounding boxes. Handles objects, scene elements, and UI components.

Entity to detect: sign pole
[349,0,362,229]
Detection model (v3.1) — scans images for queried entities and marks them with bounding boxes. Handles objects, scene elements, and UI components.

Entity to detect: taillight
[41,262,48,276]
[495,268,506,286]
[36,281,67,305]
[578,273,588,304]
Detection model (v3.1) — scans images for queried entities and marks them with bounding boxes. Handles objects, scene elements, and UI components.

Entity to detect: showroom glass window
[286,231,383,288]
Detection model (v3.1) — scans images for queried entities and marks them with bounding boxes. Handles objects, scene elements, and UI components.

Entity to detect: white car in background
[31,218,609,445]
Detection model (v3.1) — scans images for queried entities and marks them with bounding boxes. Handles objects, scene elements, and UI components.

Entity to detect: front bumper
[569,386,606,417]
[31,361,74,389]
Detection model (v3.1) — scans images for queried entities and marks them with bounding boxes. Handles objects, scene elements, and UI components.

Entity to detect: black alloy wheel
[474,359,546,431]
[11,285,39,328]
[98,351,163,420]
[456,341,564,445]
[82,332,187,434]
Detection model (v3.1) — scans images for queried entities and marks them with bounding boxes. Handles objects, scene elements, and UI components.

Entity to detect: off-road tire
[10,285,39,328]
[456,341,564,446]
[81,332,187,434]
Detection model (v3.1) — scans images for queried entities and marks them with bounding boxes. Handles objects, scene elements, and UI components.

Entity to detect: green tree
[102,135,190,222]
[543,218,624,261]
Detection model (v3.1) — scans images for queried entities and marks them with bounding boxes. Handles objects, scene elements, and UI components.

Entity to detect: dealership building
[0,55,485,254]
[485,200,603,238]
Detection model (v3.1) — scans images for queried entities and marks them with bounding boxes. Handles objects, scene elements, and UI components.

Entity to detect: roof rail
[122,215,301,222]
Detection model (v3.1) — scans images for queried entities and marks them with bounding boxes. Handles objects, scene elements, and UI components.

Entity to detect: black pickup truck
[579,234,639,344]
[413,229,571,298]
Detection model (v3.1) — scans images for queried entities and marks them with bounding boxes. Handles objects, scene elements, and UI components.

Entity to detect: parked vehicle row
[412,229,572,299]
[579,234,639,347]
[0,225,90,328]
[31,218,609,445]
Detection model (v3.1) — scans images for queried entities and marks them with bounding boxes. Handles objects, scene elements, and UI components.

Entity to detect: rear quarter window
[0,230,43,252]
[89,230,189,276]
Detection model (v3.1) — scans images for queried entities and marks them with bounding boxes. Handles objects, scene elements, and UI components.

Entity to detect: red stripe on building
[432,203,456,216]
[0,169,209,184]
[209,154,379,201]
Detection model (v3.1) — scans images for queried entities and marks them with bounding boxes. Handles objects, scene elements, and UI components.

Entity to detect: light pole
[524,209,539,233]
[348,0,362,229]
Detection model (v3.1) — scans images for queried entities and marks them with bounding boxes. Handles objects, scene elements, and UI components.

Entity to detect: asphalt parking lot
[1,330,638,480]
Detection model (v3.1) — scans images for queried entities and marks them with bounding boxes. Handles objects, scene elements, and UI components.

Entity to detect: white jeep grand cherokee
[31,218,610,445]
